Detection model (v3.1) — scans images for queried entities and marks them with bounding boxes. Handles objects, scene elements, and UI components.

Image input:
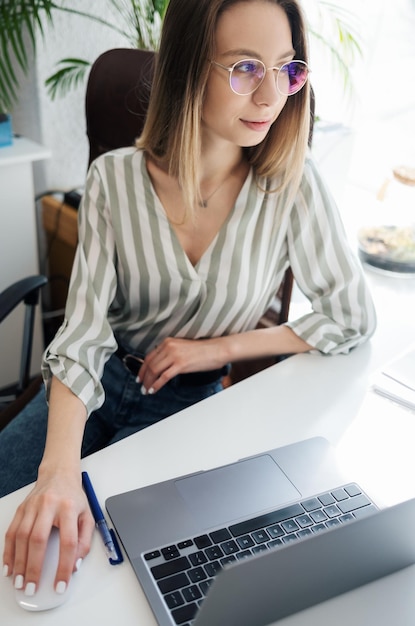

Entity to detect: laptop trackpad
[175,454,300,529]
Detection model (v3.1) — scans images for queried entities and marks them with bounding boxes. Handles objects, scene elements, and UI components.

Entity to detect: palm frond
[0,0,126,110]
[107,0,168,49]
[44,0,170,100]
[44,58,91,100]
[307,0,363,97]
[0,0,55,110]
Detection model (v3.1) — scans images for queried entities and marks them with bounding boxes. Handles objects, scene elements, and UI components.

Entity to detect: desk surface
[1,268,415,625]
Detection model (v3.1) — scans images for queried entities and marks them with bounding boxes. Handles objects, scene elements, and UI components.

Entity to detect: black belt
[114,345,228,387]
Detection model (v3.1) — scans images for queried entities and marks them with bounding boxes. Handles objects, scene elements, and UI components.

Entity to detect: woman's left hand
[137,325,311,393]
[137,337,227,394]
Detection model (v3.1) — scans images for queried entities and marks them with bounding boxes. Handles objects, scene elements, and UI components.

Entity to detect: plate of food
[357,224,415,274]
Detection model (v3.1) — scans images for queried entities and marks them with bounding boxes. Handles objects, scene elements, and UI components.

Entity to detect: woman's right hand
[2,376,94,596]
[3,466,95,596]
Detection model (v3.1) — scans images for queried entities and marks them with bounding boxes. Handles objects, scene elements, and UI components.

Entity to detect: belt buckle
[122,354,144,377]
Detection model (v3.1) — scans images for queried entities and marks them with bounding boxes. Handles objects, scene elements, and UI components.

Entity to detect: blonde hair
[137,0,310,215]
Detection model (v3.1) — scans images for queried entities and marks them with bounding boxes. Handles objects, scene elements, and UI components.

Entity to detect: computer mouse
[15,527,72,611]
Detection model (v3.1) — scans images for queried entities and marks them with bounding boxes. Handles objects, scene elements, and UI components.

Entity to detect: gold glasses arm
[211,60,233,73]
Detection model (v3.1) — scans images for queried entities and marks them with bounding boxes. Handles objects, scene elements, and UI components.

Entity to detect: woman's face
[202,0,294,150]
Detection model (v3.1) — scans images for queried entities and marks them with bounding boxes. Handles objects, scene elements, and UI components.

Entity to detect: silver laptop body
[106,437,415,625]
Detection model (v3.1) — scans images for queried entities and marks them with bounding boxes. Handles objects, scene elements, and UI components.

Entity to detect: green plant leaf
[45,58,91,100]
[0,0,126,110]
[0,0,55,110]
[305,0,363,99]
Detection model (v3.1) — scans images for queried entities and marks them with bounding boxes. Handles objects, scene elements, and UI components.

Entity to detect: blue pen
[82,471,122,564]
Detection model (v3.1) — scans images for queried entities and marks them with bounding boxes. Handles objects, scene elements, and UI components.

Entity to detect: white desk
[1,267,415,625]
[0,137,51,388]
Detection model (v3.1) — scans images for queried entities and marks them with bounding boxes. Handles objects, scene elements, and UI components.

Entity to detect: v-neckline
[141,155,253,272]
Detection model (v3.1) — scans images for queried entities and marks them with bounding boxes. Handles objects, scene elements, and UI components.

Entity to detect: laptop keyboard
[142,483,377,625]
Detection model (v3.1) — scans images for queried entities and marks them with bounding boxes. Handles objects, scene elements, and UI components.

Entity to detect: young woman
[2,0,376,599]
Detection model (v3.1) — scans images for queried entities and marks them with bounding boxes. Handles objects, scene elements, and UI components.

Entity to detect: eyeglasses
[211,59,309,96]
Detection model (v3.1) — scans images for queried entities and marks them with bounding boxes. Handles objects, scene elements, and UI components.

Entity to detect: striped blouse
[42,148,376,414]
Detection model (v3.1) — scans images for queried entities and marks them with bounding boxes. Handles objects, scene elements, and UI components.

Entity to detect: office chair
[0,274,47,431]
[85,48,315,384]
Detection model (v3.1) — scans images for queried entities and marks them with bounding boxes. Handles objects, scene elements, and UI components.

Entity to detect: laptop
[106,436,415,625]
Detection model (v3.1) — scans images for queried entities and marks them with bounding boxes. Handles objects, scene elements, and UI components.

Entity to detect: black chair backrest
[85,48,155,166]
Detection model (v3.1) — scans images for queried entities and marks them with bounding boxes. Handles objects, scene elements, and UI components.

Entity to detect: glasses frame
[211,58,309,96]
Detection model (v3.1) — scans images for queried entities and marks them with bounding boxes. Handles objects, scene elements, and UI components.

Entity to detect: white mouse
[15,527,73,611]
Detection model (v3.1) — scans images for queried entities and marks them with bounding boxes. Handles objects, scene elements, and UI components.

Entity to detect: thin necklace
[198,160,244,208]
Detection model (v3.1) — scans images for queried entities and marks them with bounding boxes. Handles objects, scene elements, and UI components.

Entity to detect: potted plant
[0,0,168,109]
[0,111,13,148]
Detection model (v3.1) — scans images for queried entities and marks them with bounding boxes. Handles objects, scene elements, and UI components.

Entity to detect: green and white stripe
[43,148,376,414]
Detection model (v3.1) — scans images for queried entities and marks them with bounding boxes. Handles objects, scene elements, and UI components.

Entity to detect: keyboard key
[252,529,269,544]
[281,519,299,533]
[194,535,212,549]
[189,551,207,566]
[311,523,326,533]
[151,556,191,580]
[297,528,312,538]
[301,497,321,512]
[324,505,341,518]
[253,544,268,554]
[165,591,184,609]
[236,549,252,560]
[188,566,207,583]
[338,494,371,514]
[178,539,194,549]
[210,528,232,543]
[237,535,255,549]
[344,483,361,497]
[172,602,198,625]
[352,504,378,518]
[221,539,240,555]
[326,518,340,528]
[162,545,180,560]
[205,545,224,560]
[220,555,236,566]
[268,538,283,548]
[319,493,335,506]
[205,560,222,577]
[182,585,202,602]
[282,533,298,544]
[295,514,313,528]
[267,524,284,538]
[158,572,190,594]
[310,509,327,523]
[144,549,161,561]
[200,579,213,596]
[229,503,303,537]
[331,488,349,501]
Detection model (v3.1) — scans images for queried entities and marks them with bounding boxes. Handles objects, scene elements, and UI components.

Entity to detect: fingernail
[25,582,36,596]
[135,375,141,383]
[148,387,155,395]
[140,385,147,395]
[75,558,83,572]
[14,574,24,590]
[55,580,67,594]
[3,564,9,577]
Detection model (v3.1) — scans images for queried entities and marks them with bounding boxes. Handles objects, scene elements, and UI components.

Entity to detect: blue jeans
[0,354,224,498]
